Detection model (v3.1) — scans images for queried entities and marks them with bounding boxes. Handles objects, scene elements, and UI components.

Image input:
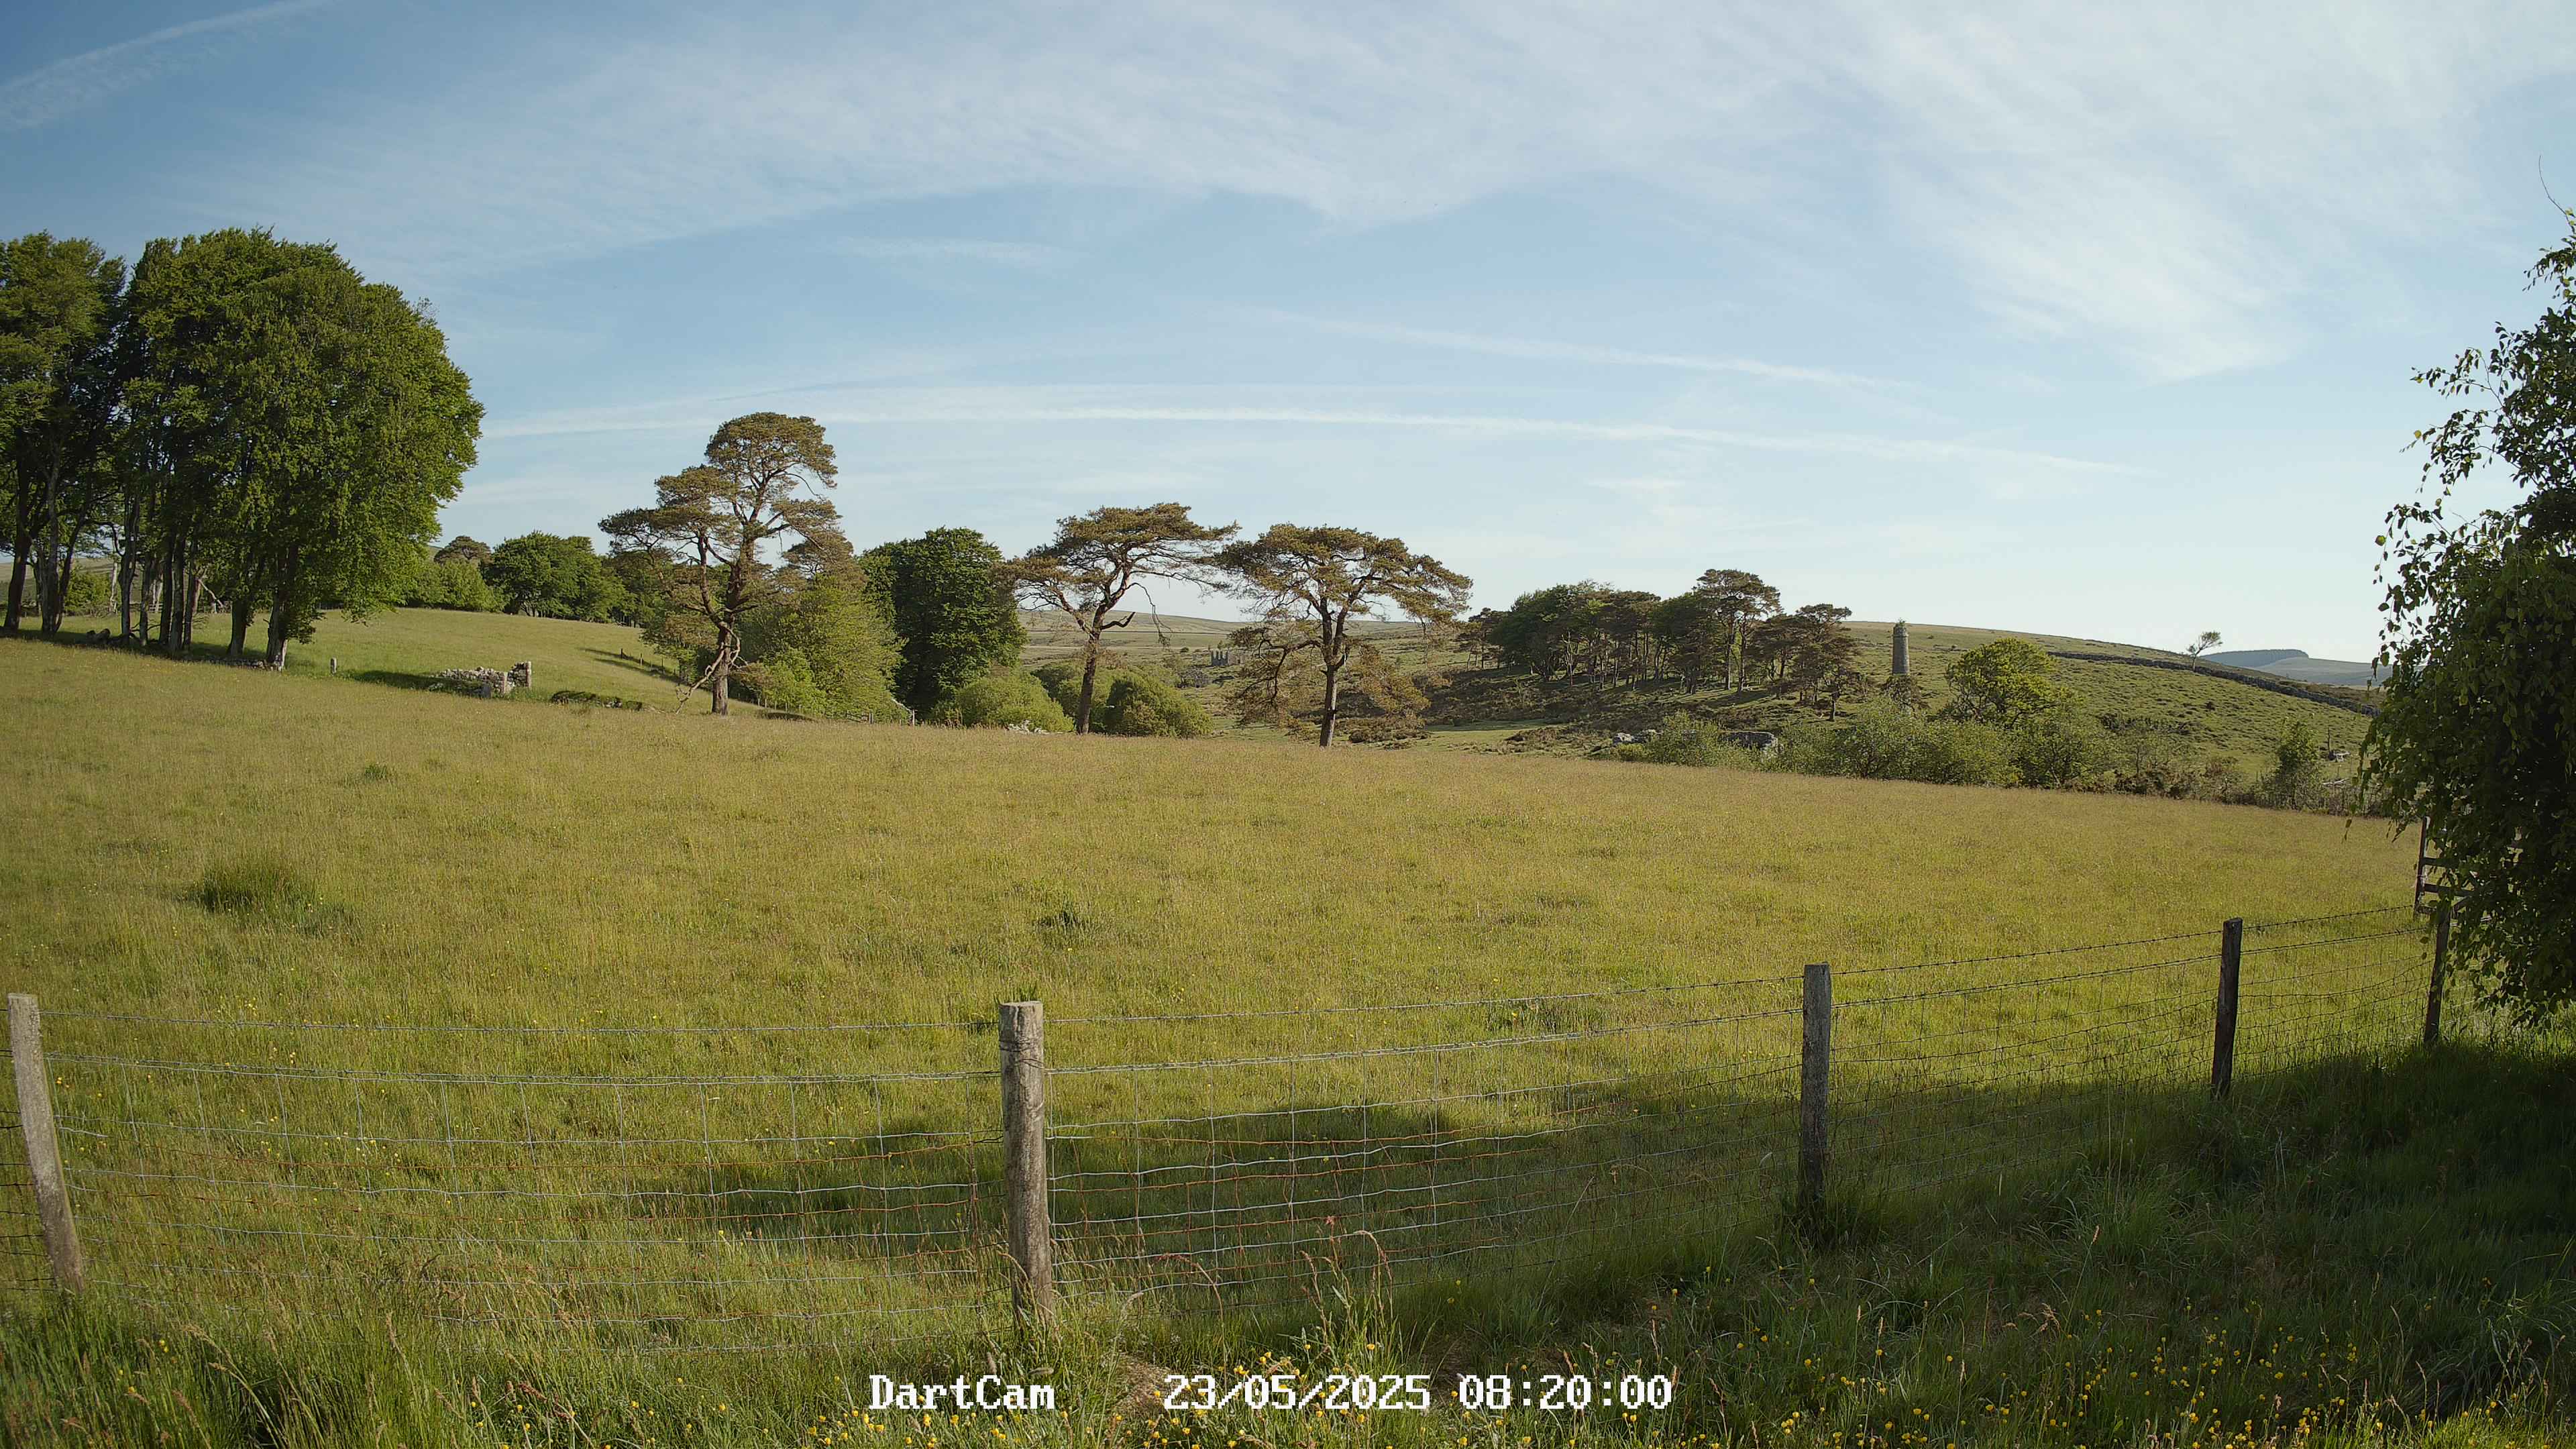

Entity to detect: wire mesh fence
[1,905,2438,1347]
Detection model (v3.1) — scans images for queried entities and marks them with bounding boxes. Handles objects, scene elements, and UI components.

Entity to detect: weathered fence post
[2211,919,2243,1098]
[1799,963,1831,1214]
[998,1000,1054,1321]
[7,994,84,1292]
[2423,902,2451,1047]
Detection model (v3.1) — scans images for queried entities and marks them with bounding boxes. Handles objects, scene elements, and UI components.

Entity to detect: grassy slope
[83,603,2373,774]
[283,608,686,702]
[2,640,2554,1448]
[1414,620,2374,776]
[1,637,2414,1026]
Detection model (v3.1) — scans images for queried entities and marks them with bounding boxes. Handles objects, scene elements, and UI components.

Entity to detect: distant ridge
[2207,648,2380,688]
[2206,648,2308,670]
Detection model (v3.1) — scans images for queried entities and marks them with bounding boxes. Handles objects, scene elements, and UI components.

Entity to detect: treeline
[1,229,480,663]
[1466,569,1886,713]
[592,413,1472,744]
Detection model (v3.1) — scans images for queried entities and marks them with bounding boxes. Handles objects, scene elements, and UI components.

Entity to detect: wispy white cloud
[837,238,1073,269]
[0,0,332,131]
[1260,312,1896,389]
[486,382,2145,476]
[174,1,2576,379]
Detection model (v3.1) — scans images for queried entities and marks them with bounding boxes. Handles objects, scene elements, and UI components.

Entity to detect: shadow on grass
[584,645,683,685]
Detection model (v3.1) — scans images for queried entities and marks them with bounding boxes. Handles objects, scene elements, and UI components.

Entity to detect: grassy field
[2,633,2539,1447]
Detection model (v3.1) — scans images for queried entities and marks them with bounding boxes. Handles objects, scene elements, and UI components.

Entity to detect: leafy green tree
[602,413,843,715]
[2187,630,2222,657]
[484,532,631,620]
[403,547,498,611]
[936,670,1072,731]
[863,527,1026,717]
[1941,637,2066,724]
[1,233,124,637]
[1008,502,1234,733]
[111,230,480,663]
[435,535,491,568]
[1215,523,1471,747]
[739,537,904,721]
[2363,217,2576,1016]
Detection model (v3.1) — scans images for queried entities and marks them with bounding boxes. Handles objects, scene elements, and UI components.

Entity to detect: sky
[7,1,2575,660]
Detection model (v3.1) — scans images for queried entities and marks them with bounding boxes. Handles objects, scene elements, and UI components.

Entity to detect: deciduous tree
[1,233,124,637]
[863,527,1025,717]
[1941,637,2065,725]
[2361,213,2576,1016]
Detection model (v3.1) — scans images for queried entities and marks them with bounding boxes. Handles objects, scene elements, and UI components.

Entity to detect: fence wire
[3,906,2438,1344]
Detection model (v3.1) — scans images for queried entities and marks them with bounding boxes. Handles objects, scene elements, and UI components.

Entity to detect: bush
[1908,719,2018,786]
[1097,673,1216,737]
[2010,710,2112,789]
[1789,703,2017,786]
[935,672,1073,731]
[64,568,111,616]
[2263,718,2326,809]
[1642,715,1762,769]
[746,646,829,716]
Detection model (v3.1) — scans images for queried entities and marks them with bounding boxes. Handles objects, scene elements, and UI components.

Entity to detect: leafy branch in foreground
[2362,211,2576,1018]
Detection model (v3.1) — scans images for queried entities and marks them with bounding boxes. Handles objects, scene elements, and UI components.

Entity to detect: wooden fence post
[2211,919,2243,1098]
[2423,902,2451,1047]
[997,1000,1053,1321]
[7,994,84,1292]
[1799,963,1831,1214]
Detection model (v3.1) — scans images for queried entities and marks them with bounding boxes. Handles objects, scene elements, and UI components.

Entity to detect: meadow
[1,635,2544,1448]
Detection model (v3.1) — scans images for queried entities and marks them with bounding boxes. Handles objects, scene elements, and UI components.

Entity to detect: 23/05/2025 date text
[1161,1374,1676,1413]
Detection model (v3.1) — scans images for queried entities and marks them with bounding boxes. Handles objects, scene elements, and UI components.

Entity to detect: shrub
[747,646,829,716]
[1097,673,1216,737]
[2263,718,2326,809]
[936,672,1073,731]
[1909,719,2018,786]
[1790,703,2017,786]
[1642,715,1762,769]
[64,568,111,615]
[2010,710,2112,789]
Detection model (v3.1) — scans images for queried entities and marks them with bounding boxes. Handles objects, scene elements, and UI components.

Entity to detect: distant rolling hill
[2206,649,2381,688]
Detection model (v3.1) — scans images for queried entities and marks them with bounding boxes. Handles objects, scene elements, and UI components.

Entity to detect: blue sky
[7,1,2575,659]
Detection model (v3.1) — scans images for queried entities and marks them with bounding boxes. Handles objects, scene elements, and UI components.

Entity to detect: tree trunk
[262,558,296,666]
[4,490,29,635]
[1316,611,1344,749]
[228,596,253,659]
[1073,646,1100,734]
[710,625,733,715]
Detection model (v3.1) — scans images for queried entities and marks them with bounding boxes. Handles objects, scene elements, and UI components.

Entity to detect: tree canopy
[865,527,1026,717]
[1008,502,1233,733]
[2361,213,2576,1018]
[1941,637,2065,725]
[1216,523,1470,747]
[601,412,841,714]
